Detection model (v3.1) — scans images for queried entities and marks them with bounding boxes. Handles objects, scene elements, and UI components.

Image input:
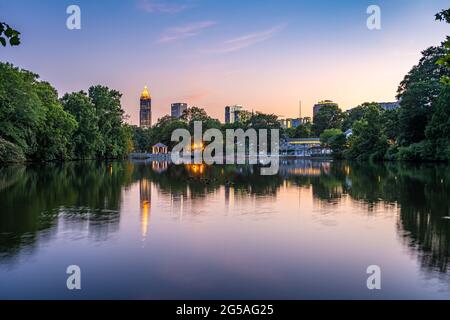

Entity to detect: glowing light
[140,85,151,100]
[186,164,205,174]
[141,200,150,238]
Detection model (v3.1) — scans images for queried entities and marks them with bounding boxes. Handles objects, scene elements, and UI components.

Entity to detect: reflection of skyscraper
[171,102,188,118]
[140,179,152,238]
[140,86,152,128]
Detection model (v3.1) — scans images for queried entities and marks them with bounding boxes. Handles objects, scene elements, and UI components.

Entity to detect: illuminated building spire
[141,85,151,100]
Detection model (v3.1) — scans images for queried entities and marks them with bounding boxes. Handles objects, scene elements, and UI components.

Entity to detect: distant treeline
[131,107,281,153]
[1,9,449,164]
[311,42,450,162]
[289,9,450,162]
[0,62,133,163]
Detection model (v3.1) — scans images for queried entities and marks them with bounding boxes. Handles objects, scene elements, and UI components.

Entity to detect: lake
[0,160,449,299]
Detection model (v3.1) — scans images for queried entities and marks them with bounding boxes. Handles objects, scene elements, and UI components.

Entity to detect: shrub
[0,138,26,163]
[397,142,426,161]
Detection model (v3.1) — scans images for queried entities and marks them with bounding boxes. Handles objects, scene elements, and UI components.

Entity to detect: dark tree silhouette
[0,22,20,47]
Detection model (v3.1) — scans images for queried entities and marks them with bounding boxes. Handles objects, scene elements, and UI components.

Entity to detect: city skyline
[1,0,448,124]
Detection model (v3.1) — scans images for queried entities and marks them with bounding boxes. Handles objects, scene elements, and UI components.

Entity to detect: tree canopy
[0,62,132,163]
[0,22,20,47]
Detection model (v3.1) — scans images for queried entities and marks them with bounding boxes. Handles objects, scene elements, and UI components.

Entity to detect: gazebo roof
[153,143,168,148]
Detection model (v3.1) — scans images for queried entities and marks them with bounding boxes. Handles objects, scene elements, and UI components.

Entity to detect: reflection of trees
[0,161,134,261]
[1,159,449,275]
[318,161,450,274]
[144,163,284,199]
[390,164,450,273]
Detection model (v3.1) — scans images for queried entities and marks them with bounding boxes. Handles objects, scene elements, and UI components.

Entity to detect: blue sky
[0,0,448,124]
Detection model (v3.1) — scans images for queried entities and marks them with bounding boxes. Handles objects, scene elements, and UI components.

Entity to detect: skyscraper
[313,100,338,117]
[171,102,188,118]
[140,86,152,128]
[225,105,244,124]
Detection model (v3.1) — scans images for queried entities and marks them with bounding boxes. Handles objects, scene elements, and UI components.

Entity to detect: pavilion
[152,143,168,154]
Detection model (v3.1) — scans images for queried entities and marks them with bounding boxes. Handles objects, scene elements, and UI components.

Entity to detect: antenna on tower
[299,100,302,119]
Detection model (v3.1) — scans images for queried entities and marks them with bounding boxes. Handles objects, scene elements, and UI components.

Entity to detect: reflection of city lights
[152,161,168,173]
[288,168,321,176]
[191,142,204,151]
[141,200,150,238]
[186,164,205,175]
[140,179,151,239]
[344,166,350,175]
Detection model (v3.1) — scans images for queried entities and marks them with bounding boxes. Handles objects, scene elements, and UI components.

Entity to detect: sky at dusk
[0,0,449,124]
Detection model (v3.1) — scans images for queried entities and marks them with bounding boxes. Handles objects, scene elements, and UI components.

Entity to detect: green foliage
[381,109,400,141]
[0,22,20,47]
[342,103,382,131]
[0,138,25,163]
[396,45,449,145]
[88,85,129,158]
[320,129,342,145]
[435,8,450,84]
[397,142,427,161]
[0,63,45,156]
[312,104,343,136]
[131,126,153,152]
[435,8,450,22]
[424,85,450,161]
[61,86,131,159]
[61,91,101,159]
[293,123,312,138]
[0,62,132,163]
[33,82,78,161]
[152,116,189,148]
[344,104,389,161]
[320,129,346,154]
[282,123,313,139]
[247,112,280,130]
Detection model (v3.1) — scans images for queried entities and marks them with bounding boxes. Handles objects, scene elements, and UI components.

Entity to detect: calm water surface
[0,160,449,299]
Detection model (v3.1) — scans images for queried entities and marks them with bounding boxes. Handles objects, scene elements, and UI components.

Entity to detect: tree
[435,8,450,84]
[424,85,450,161]
[312,104,343,136]
[345,104,388,161]
[293,123,312,138]
[61,91,101,159]
[151,115,189,148]
[0,22,20,47]
[247,112,280,130]
[33,81,77,161]
[381,109,400,142]
[342,103,377,131]
[131,126,153,152]
[396,45,449,145]
[180,107,209,123]
[320,128,346,155]
[0,63,45,156]
[0,138,25,163]
[88,85,129,158]
[238,110,253,125]
[180,106,221,134]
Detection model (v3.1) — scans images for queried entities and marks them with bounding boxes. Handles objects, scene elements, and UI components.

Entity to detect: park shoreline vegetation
[0,62,133,163]
[307,8,450,162]
[0,8,449,165]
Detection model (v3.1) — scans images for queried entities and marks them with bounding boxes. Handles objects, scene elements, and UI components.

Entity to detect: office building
[171,102,188,118]
[140,86,152,128]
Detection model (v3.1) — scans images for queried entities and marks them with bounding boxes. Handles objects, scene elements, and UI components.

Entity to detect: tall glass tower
[140,86,152,128]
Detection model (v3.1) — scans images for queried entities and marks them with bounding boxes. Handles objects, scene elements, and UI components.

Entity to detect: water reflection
[0,162,132,258]
[140,179,151,239]
[0,159,449,297]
